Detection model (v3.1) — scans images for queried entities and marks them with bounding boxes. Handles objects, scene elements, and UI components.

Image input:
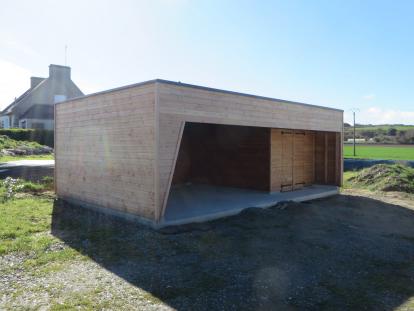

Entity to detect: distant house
[0,64,83,129]
[345,138,367,143]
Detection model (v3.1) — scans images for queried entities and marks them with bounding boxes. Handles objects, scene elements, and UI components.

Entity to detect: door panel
[281,131,293,191]
[271,129,317,192]
[293,132,305,189]
[270,129,283,191]
[303,132,315,185]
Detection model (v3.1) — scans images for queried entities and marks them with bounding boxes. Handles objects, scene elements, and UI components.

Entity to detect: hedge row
[0,129,54,147]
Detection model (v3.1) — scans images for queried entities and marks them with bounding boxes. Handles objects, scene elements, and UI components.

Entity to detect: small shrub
[20,182,46,193]
[2,177,25,200]
[41,176,54,189]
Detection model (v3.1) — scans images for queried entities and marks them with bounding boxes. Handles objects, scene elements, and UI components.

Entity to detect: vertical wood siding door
[270,129,282,192]
[293,131,306,190]
[303,131,315,185]
[271,129,317,192]
[281,130,294,191]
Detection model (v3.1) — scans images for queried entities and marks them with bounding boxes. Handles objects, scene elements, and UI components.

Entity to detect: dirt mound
[349,164,414,193]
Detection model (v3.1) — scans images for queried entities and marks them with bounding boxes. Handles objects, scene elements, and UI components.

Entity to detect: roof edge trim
[56,79,343,112]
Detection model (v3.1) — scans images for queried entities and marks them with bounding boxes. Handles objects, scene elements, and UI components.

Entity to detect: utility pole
[349,108,359,157]
[353,111,356,156]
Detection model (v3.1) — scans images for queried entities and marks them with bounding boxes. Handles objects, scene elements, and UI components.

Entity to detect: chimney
[49,64,71,80]
[30,77,45,88]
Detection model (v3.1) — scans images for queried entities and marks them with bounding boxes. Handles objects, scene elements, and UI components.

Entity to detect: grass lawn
[0,154,54,162]
[344,144,414,160]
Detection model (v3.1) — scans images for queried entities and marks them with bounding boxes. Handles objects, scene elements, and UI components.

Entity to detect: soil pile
[349,164,414,193]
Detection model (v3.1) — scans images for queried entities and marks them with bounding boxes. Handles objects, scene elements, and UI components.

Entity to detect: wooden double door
[271,129,315,192]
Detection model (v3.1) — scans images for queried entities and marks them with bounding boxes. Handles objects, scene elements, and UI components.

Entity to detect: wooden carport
[55,79,343,228]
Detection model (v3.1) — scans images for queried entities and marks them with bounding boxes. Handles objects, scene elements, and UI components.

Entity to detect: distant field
[349,125,414,132]
[344,144,414,160]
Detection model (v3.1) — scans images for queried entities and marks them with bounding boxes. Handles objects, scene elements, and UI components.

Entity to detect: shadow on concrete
[51,194,414,310]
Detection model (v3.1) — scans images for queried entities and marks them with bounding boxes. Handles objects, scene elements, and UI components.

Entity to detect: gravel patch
[2,192,414,310]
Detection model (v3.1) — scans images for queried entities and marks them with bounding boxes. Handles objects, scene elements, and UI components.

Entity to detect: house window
[20,120,27,129]
[0,116,9,129]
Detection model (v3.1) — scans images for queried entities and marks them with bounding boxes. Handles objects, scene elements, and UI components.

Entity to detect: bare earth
[2,190,414,310]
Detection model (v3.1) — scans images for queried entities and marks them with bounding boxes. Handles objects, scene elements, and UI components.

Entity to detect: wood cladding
[157,82,343,212]
[173,123,270,191]
[270,129,315,192]
[314,131,340,185]
[55,80,343,224]
[55,84,157,220]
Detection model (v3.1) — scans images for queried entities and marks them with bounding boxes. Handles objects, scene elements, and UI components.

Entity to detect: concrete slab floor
[161,183,339,227]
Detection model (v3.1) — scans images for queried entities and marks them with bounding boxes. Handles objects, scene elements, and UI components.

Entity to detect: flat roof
[57,79,343,112]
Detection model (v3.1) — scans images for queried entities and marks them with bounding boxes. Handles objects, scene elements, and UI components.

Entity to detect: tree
[388,128,397,136]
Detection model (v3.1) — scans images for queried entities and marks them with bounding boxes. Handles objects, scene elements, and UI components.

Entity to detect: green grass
[0,134,53,162]
[344,145,414,160]
[342,171,358,189]
[0,177,61,255]
[0,196,54,255]
[0,154,54,162]
[0,178,80,275]
[0,134,42,149]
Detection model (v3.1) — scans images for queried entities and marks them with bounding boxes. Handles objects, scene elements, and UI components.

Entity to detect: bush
[0,129,54,147]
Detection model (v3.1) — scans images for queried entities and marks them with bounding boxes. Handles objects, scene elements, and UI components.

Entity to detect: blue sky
[1,0,413,124]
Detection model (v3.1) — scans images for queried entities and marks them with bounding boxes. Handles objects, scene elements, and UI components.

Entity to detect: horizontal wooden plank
[56,83,156,220]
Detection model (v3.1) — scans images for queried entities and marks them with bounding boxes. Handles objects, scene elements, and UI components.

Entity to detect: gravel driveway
[2,190,414,310]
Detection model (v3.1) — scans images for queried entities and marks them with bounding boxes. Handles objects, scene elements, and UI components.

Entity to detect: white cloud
[345,107,414,125]
[0,60,32,110]
[362,94,375,100]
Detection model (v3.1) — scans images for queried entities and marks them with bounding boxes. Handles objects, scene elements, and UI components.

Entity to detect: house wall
[19,118,54,130]
[55,84,157,220]
[0,116,10,128]
[157,81,343,219]
[11,72,83,127]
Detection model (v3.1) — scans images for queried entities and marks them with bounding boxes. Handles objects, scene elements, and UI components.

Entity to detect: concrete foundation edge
[57,187,339,230]
[57,196,159,229]
[159,187,339,227]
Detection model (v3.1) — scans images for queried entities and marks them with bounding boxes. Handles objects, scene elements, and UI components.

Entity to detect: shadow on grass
[51,194,414,310]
